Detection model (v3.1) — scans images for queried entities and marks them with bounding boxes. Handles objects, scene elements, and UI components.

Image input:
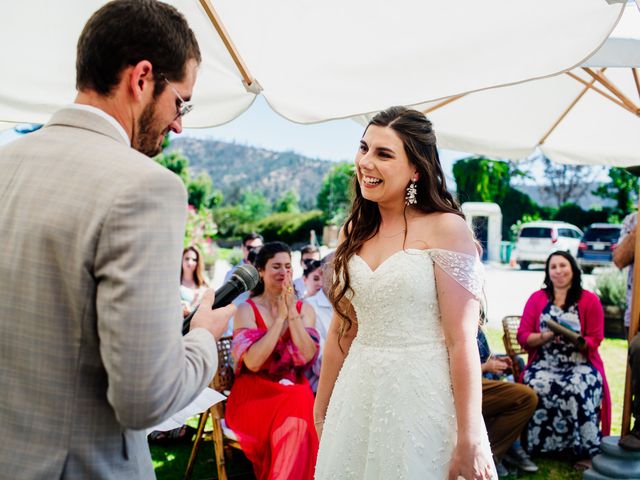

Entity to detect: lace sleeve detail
[428,248,485,300]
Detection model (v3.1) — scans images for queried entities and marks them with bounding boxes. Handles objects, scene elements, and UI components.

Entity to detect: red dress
[225,299,320,480]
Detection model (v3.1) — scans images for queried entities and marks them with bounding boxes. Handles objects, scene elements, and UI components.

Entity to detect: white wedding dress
[315,248,496,480]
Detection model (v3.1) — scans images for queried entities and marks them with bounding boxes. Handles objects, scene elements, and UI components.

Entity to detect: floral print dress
[523,302,603,457]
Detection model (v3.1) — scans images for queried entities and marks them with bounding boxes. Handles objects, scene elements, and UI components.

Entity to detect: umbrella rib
[421,93,467,114]
[565,71,636,115]
[538,77,595,146]
[199,0,260,93]
[582,67,639,115]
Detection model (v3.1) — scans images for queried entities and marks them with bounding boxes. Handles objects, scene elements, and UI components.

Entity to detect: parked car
[577,223,623,274]
[514,221,583,270]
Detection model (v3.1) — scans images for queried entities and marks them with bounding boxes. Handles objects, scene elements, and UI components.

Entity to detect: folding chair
[184,336,243,480]
[501,315,527,382]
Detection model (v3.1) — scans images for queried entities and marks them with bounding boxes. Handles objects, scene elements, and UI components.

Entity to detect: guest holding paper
[517,251,610,466]
[225,241,319,480]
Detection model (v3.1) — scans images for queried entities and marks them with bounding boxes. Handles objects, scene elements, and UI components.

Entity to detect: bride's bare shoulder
[413,212,477,255]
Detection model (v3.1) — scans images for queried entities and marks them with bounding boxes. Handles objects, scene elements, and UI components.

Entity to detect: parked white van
[514,221,583,270]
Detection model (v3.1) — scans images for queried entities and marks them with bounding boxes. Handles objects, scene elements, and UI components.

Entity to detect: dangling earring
[405,180,417,205]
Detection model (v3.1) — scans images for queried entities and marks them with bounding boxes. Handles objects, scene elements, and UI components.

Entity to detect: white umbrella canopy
[354,3,640,167]
[0,0,626,127]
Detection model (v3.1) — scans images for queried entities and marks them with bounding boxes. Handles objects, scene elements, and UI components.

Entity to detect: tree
[154,150,189,183]
[238,190,271,221]
[274,189,300,213]
[452,156,513,204]
[316,162,354,224]
[187,172,213,211]
[539,156,603,208]
[594,167,638,218]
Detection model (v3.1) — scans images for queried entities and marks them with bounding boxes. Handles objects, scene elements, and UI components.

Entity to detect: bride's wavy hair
[329,106,464,340]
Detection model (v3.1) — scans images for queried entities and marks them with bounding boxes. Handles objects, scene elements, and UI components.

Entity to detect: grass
[151,328,630,479]
[152,417,255,480]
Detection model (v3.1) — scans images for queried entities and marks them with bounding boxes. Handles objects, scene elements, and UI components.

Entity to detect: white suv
[514,221,583,270]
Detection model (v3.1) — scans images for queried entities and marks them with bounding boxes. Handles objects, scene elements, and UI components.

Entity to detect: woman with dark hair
[314,106,496,479]
[302,259,323,299]
[225,241,320,480]
[517,250,610,465]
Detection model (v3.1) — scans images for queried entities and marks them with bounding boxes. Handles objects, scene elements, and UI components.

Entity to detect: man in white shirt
[294,244,321,298]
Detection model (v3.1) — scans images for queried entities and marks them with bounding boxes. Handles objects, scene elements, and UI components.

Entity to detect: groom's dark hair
[76,0,201,97]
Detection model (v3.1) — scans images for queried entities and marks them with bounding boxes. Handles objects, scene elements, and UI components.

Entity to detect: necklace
[379,229,406,239]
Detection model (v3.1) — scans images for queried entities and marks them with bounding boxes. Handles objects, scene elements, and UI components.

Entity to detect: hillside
[168,137,335,210]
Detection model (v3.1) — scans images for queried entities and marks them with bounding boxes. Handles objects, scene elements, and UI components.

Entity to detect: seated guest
[225,242,319,480]
[305,253,335,392]
[180,245,208,316]
[224,232,264,303]
[517,251,610,466]
[223,233,264,336]
[477,328,538,477]
[302,259,323,299]
[293,244,320,297]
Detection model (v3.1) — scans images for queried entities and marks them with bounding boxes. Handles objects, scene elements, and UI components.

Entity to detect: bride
[314,106,496,479]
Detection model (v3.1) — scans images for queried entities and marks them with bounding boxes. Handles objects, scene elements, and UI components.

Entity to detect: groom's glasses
[161,75,194,120]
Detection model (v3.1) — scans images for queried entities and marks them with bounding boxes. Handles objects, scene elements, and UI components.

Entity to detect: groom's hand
[190,289,236,340]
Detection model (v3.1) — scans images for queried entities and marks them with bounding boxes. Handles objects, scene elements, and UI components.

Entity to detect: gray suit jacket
[0,108,217,479]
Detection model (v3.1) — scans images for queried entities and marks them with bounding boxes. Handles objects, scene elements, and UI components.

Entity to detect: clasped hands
[270,275,300,333]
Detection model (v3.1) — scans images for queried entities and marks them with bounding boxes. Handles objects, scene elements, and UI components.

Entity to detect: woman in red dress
[225,241,319,480]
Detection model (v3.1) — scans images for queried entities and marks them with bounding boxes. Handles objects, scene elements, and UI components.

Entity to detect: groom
[0,1,234,478]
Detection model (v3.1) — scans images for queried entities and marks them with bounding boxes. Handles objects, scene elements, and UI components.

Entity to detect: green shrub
[595,269,627,309]
[256,210,325,245]
[553,202,612,230]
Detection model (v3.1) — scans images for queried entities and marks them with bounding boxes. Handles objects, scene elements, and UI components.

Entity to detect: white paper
[146,387,226,434]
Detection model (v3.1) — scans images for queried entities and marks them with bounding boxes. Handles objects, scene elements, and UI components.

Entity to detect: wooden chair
[184,336,243,480]
[501,315,527,382]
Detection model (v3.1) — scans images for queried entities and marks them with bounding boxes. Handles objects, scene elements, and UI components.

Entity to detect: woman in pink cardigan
[517,251,610,466]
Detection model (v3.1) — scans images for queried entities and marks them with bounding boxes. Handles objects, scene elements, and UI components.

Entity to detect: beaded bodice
[347,248,483,348]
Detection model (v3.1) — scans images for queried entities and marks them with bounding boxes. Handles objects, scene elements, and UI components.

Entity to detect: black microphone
[182,264,260,335]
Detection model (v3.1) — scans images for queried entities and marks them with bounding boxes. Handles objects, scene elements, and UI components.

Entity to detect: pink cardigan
[516,289,611,436]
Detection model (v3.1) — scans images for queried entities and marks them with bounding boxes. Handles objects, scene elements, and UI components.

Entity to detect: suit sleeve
[94,166,217,429]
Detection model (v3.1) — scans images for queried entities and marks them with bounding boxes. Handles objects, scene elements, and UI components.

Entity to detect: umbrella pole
[621,205,640,436]
[198,0,261,93]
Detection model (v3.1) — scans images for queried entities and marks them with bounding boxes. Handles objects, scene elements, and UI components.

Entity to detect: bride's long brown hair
[329,106,464,339]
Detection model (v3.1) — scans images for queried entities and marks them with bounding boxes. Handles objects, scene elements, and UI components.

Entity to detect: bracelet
[314,419,325,425]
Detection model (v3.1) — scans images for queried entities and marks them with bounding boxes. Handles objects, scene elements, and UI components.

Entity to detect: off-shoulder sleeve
[428,248,485,300]
[231,327,267,375]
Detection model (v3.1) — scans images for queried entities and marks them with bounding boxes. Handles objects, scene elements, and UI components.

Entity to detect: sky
[174,96,467,184]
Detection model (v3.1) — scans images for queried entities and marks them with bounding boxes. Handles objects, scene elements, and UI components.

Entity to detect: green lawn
[152,328,630,479]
